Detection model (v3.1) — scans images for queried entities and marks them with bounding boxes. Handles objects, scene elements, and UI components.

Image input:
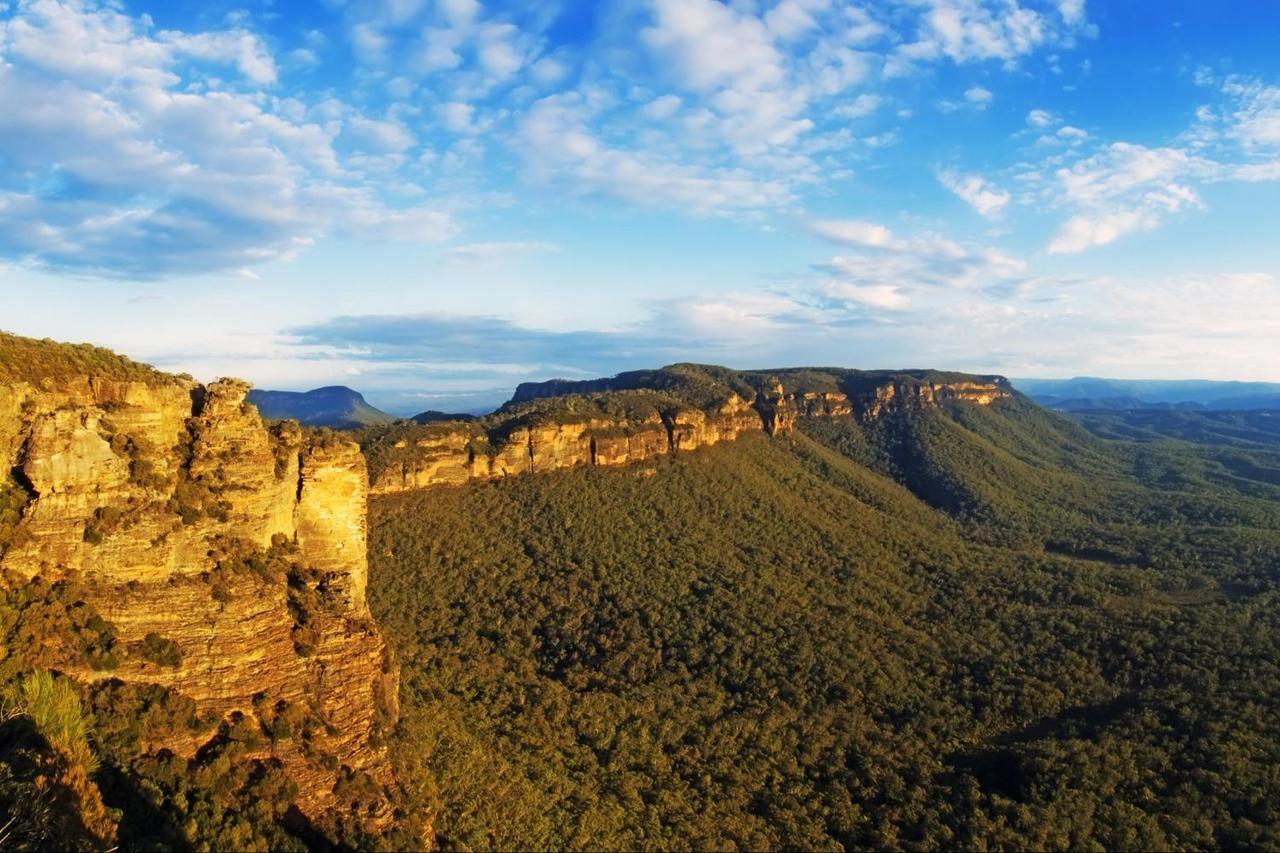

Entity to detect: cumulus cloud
[822,282,911,310]
[161,29,278,84]
[1047,209,1156,254]
[1027,73,1280,255]
[437,101,477,134]
[519,93,792,214]
[833,93,882,119]
[0,0,452,278]
[887,0,1088,75]
[640,0,811,155]
[1234,161,1280,182]
[1057,0,1087,26]
[810,219,901,249]
[1027,108,1055,127]
[938,171,1011,216]
[1223,78,1280,148]
[509,0,1079,216]
[965,85,993,105]
[1045,142,1214,253]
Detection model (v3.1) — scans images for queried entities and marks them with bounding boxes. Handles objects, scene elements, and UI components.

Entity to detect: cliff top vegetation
[0,331,179,386]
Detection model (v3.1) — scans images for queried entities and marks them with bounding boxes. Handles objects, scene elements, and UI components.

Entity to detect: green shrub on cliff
[0,575,120,676]
[0,476,33,556]
[134,632,183,668]
[0,674,118,850]
[3,671,98,772]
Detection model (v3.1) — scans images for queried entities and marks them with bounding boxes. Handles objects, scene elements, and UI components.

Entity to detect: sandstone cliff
[366,365,1012,494]
[0,347,399,837]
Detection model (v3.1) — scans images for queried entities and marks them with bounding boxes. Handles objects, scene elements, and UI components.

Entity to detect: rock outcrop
[366,366,1012,494]
[0,365,396,830]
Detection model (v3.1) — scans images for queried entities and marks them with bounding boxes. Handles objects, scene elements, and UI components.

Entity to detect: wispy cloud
[810,218,1025,309]
[938,170,1011,217]
[444,241,559,264]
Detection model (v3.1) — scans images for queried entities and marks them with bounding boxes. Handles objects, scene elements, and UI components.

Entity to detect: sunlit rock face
[0,368,395,827]
[368,369,1012,494]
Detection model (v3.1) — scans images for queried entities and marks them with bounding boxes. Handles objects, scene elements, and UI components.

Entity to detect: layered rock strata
[370,373,1011,494]
[0,373,394,824]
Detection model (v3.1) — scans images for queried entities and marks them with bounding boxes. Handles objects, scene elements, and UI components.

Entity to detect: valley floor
[368,401,1280,850]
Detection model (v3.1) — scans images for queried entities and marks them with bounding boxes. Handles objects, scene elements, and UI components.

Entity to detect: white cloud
[965,85,993,105]
[476,22,525,79]
[764,0,832,42]
[1223,78,1280,148]
[418,26,463,71]
[349,22,388,61]
[444,241,558,263]
[439,0,481,28]
[452,0,1080,218]
[1043,142,1215,253]
[641,0,784,95]
[344,116,416,152]
[1056,143,1213,206]
[1234,161,1280,182]
[438,101,477,134]
[938,171,1011,217]
[1027,108,1055,127]
[810,218,1026,311]
[667,291,818,338]
[161,29,278,84]
[890,0,1070,73]
[1034,77,1280,255]
[529,55,569,86]
[823,281,910,310]
[519,93,792,214]
[0,0,451,278]
[640,0,812,157]
[640,94,683,121]
[1057,0,1087,25]
[939,84,993,113]
[833,93,882,120]
[1047,209,1156,254]
[810,219,901,249]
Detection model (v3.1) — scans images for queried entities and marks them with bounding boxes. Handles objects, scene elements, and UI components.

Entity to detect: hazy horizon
[246,367,1280,417]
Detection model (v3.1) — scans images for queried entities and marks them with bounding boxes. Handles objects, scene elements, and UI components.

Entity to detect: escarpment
[368,365,1012,494]
[0,342,400,838]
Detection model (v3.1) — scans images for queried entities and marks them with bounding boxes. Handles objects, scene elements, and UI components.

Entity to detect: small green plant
[135,632,183,668]
[3,671,98,772]
[83,505,124,545]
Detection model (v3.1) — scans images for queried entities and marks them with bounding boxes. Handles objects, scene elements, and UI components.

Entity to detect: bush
[3,671,98,772]
[82,505,124,545]
[135,632,183,668]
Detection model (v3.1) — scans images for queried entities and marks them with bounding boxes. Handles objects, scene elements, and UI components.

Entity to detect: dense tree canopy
[369,399,1280,850]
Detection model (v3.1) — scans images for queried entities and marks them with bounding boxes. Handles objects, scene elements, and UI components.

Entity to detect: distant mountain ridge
[1014,377,1280,411]
[360,363,1013,495]
[247,385,397,429]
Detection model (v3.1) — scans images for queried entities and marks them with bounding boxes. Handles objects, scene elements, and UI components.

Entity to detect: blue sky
[1,0,1279,413]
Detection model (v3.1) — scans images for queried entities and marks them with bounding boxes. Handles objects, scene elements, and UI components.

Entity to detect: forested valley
[368,394,1280,850]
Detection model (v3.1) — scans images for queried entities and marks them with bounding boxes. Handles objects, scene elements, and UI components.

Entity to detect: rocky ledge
[366,364,1012,494]
[0,358,399,834]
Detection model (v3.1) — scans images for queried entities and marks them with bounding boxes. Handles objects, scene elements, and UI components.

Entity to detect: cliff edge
[362,363,1012,494]
[0,333,406,845]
